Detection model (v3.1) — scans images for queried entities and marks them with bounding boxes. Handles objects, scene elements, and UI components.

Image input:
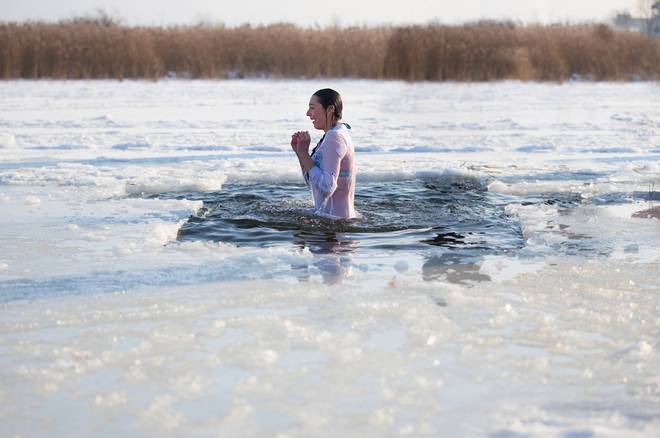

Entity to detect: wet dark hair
[313,88,343,122]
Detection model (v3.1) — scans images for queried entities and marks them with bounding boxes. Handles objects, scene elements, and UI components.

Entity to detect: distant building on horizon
[613,1,660,37]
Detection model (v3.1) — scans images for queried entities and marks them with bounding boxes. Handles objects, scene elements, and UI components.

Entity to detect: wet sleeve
[308,133,347,197]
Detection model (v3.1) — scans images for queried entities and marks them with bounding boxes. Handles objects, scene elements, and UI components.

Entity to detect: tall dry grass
[1,20,659,81]
[383,23,660,81]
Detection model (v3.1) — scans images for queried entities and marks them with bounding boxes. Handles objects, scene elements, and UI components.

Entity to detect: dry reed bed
[1,21,659,81]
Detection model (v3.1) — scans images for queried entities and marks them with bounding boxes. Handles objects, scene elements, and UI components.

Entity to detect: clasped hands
[290,131,311,157]
[291,131,316,173]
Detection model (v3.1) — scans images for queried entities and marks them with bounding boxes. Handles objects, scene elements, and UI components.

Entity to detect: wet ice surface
[1,80,659,436]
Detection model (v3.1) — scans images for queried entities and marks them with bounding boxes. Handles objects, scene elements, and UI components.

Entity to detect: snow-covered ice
[0,79,659,436]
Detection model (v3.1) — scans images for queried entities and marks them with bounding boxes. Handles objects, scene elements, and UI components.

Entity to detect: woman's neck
[323,120,341,133]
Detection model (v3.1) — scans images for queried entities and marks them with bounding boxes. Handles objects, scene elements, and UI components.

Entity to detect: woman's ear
[327,105,335,118]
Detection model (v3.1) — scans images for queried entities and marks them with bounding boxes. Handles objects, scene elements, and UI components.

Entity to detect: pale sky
[0,0,640,27]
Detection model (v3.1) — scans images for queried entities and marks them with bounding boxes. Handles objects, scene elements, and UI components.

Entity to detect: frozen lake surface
[0,79,659,436]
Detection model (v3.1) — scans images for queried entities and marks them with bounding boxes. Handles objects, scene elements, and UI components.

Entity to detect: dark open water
[172,180,526,256]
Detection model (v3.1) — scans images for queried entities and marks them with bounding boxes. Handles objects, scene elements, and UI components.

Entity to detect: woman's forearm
[297,152,316,173]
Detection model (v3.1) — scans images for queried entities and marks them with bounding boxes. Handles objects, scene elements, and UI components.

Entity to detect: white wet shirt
[303,123,358,219]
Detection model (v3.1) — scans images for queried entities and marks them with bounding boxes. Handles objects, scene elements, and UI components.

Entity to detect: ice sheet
[0,79,659,436]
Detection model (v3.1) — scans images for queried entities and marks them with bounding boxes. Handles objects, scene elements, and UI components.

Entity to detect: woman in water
[290,88,358,219]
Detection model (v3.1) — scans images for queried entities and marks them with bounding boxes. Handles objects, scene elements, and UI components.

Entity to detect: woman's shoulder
[322,127,352,156]
[325,124,352,142]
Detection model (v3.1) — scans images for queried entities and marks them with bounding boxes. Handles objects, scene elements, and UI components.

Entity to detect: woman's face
[307,95,329,131]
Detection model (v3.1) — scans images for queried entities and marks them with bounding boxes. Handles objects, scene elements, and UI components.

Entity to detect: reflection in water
[292,231,358,284]
[422,252,491,285]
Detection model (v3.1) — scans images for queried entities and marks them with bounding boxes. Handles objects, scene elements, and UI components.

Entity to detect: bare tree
[636,0,654,34]
[61,8,122,27]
